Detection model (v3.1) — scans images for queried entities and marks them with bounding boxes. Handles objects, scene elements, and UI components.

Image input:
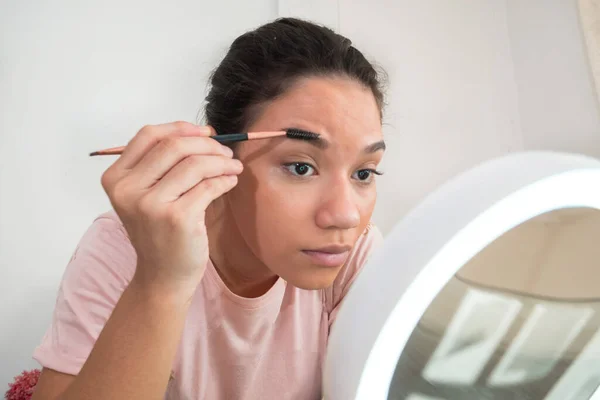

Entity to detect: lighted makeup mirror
[323,151,600,400]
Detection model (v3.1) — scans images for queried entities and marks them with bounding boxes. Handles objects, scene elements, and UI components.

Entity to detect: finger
[114,122,215,171]
[128,136,234,190]
[177,174,239,214]
[150,155,243,202]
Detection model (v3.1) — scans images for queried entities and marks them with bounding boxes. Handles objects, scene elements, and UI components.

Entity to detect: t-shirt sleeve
[324,223,384,329]
[32,212,137,375]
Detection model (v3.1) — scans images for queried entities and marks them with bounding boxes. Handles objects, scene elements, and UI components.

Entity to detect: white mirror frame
[323,151,600,400]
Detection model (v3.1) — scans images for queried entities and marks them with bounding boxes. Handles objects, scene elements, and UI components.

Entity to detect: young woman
[32,17,387,400]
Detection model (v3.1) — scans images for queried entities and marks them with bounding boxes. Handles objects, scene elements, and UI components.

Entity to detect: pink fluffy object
[4,369,40,400]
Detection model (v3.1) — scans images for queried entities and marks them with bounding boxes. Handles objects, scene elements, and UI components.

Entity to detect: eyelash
[282,162,383,184]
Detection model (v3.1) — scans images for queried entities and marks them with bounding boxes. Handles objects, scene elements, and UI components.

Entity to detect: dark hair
[203,17,386,135]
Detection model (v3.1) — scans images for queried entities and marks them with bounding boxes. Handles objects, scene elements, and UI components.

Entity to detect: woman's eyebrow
[296,137,385,153]
[283,127,385,152]
[283,127,329,149]
[304,136,329,150]
[364,140,386,153]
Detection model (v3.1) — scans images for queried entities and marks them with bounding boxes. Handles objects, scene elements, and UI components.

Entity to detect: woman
[32,17,387,400]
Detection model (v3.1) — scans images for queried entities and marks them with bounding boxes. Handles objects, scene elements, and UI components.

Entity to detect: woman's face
[226,76,385,289]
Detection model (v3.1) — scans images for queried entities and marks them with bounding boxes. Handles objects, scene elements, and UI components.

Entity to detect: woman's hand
[100,121,243,298]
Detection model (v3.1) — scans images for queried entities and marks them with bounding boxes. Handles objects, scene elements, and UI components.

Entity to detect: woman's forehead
[249,76,382,144]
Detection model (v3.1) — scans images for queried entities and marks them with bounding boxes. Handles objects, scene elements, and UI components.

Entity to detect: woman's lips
[301,245,352,267]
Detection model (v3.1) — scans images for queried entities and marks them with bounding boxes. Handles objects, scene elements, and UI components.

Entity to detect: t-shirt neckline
[205,257,286,310]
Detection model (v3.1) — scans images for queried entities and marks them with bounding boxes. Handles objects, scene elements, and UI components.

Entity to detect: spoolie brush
[89,128,320,156]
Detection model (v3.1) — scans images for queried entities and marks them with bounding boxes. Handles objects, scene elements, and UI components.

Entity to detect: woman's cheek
[253,183,315,246]
[356,186,377,226]
[261,181,313,222]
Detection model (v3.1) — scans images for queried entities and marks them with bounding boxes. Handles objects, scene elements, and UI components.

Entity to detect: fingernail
[223,146,234,157]
[197,125,214,135]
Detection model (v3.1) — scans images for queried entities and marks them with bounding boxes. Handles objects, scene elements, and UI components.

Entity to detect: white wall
[506,0,600,157]
[0,0,278,386]
[329,0,600,232]
[335,0,525,231]
[1,0,599,389]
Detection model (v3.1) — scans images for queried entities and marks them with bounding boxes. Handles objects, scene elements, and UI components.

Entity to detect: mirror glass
[387,207,600,400]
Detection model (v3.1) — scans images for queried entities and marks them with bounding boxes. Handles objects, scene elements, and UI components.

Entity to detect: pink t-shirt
[33,210,383,399]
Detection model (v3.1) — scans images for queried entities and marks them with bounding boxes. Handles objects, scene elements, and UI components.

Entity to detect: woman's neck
[205,199,279,298]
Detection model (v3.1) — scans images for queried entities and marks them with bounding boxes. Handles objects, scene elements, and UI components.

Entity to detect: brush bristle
[285,128,320,141]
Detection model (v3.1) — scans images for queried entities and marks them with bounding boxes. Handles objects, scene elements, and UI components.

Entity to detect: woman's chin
[281,265,342,290]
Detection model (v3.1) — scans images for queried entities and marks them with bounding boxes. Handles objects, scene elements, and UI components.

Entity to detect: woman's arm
[33,121,239,399]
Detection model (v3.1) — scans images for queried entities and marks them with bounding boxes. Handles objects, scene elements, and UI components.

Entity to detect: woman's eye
[284,162,315,177]
[352,169,383,183]
[356,170,371,181]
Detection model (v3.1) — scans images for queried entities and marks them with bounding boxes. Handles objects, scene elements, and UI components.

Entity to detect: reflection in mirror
[388,207,600,400]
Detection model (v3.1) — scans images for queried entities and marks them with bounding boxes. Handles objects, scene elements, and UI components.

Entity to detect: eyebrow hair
[305,136,329,149]
[364,140,386,153]
[284,127,386,152]
[283,127,329,149]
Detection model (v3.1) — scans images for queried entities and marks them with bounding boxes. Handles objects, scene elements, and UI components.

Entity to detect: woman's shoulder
[323,223,384,314]
[92,209,127,229]
[32,210,136,374]
[353,222,384,259]
[340,222,384,280]
[86,209,131,244]
[65,209,137,283]
[80,209,133,255]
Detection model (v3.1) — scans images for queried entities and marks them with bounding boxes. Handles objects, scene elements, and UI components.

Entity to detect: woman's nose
[315,182,361,230]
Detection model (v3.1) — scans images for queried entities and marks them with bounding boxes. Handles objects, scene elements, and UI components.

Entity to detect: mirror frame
[323,151,600,400]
